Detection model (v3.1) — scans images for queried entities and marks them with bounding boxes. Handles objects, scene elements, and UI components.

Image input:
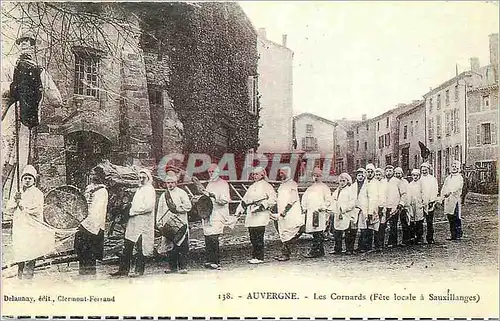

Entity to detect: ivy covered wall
[132,2,260,160]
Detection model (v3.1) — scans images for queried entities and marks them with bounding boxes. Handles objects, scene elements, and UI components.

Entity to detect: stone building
[351,114,377,170]
[2,2,259,191]
[256,28,294,153]
[293,112,337,154]
[396,101,425,175]
[466,33,498,192]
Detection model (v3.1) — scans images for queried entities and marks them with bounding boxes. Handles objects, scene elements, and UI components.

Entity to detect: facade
[294,113,337,154]
[396,101,425,175]
[466,33,498,192]
[3,2,259,192]
[333,119,358,175]
[256,28,294,153]
[424,34,498,184]
[351,115,377,170]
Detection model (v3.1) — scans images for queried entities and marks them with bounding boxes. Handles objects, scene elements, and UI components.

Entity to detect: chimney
[342,117,347,121]
[489,33,498,67]
[361,114,367,121]
[470,57,480,72]
[282,34,288,47]
[258,28,267,40]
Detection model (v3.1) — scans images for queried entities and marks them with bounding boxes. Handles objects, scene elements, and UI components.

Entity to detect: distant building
[256,28,294,153]
[466,33,498,192]
[396,101,425,175]
[334,118,358,174]
[293,113,336,154]
[351,114,377,171]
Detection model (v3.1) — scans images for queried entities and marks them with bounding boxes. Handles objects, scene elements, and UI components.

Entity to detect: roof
[423,71,472,97]
[396,100,425,119]
[293,112,337,126]
[258,37,293,53]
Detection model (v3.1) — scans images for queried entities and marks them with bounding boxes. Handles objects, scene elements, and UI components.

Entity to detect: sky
[239,1,499,122]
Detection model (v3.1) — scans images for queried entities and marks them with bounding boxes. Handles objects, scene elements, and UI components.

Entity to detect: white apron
[352,181,369,229]
[235,179,277,228]
[276,180,304,242]
[202,179,237,236]
[7,186,55,262]
[407,180,424,222]
[441,173,463,216]
[366,179,380,231]
[125,184,156,256]
[331,185,357,231]
[301,182,331,233]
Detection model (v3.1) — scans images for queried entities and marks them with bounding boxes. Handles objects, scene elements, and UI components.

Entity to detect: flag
[418,141,430,159]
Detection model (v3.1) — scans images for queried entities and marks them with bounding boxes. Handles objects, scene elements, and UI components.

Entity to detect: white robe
[301,182,331,233]
[6,186,55,263]
[440,173,463,216]
[407,180,424,222]
[125,183,156,256]
[331,185,357,231]
[156,187,192,252]
[235,179,277,228]
[366,178,380,230]
[276,180,304,242]
[420,174,439,212]
[352,181,369,229]
[202,178,236,236]
[80,184,108,235]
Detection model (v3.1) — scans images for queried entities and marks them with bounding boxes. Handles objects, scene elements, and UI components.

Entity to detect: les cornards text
[218,289,480,303]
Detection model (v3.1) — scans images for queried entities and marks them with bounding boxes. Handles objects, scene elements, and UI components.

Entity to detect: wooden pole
[14,101,20,193]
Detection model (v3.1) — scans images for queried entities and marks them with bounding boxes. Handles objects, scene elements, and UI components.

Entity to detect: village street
[2,193,498,318]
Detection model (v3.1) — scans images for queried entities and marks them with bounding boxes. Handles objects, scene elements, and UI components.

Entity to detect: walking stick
[14,101,20,193]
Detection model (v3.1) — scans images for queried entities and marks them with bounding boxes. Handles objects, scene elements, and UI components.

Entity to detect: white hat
[21,165,37,179]
[164,170,178,182]
[420,162,430,169]
[411,169,420,175]
[252,166,265,174]
[366,163,375,171]
[356,168,367,174]
[394,167,403,174]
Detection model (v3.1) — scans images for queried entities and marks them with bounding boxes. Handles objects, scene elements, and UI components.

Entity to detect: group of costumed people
[6,159,465,279]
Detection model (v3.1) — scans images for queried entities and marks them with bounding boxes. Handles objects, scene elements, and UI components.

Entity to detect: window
[454,85,459,101]
[482,95,490,109]
[437,94,441,110]
[306,124,313,133]
[436,115,442,138]
[336,144,341,156]
[384,133,391,146]
[445,147,450,175]
[428,119,434,142]
[445,89,450,106]
[453,109,460,134]
[302,136,318,151]
[428,97,433,112]
[403,125,408,139]
[410,121,414,136]
[74,52,101,98]
[482,123,492,145]
[247,75,258,114]
[378,136,384,149]
[385,155,392,166]
[356,140,359,151]
[214,125,230,148]
[356,127,359,134]
[377,122,380,131]
[414,155,418,168]
[364,141,368,150]
[445,111,451,136]
[386,117,389,128]
[454,145,460,161]
[148,88,163,106]
[366,123,369,131]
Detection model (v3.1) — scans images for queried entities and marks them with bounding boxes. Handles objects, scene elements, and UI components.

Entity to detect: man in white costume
[235,166,277,264]
[202,164,235,270]
[74,167,108,275]
[272,166,304,261]
[352,168,368,253]
[420,162,439,244]
[364,164,380,251]
[394,167,411,246]
[374,167,386,250]
[330,173,357,255]
[111,168,156,277]
[156,170,192,273]
[407,169,424,245]
[5,165,55,279]
[382,165,406,248]
[440,160,464,241]
[301,166,331,258]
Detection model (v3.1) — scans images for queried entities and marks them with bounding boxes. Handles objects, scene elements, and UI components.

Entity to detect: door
[401,147,410,175]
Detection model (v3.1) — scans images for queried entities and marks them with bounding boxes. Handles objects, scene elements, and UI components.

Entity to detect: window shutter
[476,125,481,146]
[492,123,497,145]
[302,137,305,149]
[455,109,460,134]
[314,138,318,150]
